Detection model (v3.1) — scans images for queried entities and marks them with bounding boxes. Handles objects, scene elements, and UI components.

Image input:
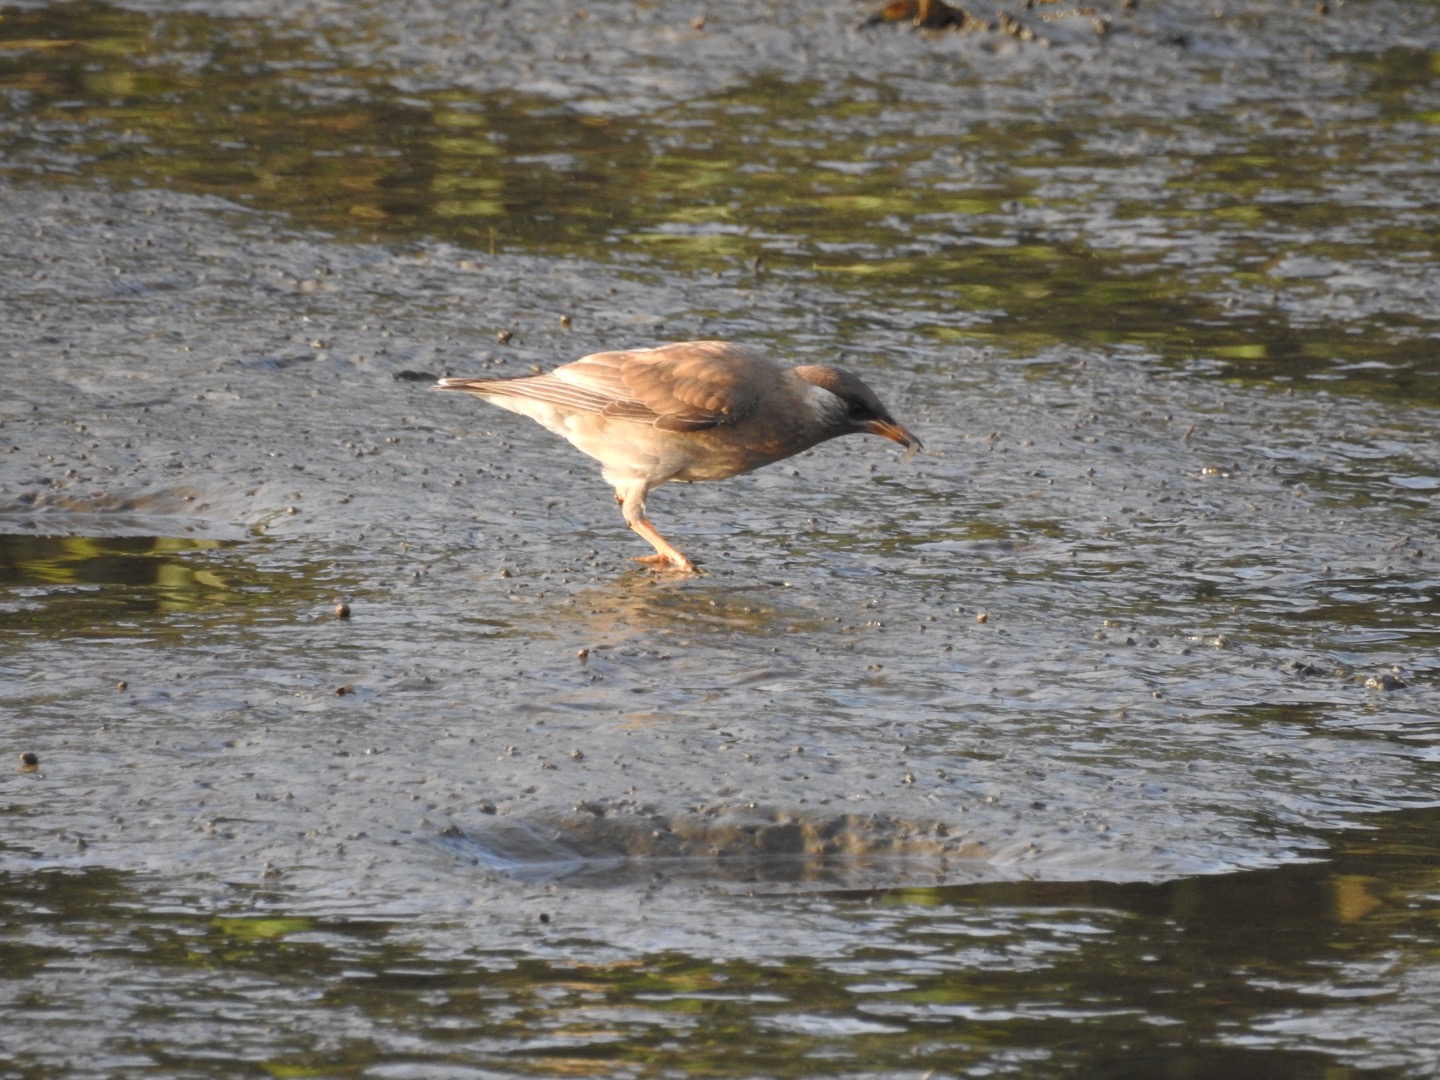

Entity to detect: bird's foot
[633,552,701,574]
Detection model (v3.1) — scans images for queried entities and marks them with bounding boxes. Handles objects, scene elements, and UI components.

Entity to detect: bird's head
[794,365,923,457]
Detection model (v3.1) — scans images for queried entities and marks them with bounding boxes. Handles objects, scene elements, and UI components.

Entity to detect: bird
[434,340,921,572]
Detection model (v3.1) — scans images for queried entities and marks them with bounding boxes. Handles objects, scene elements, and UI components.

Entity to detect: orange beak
[865,418,923,456]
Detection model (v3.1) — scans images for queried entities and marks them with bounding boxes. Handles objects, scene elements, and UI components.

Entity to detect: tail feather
[434,376,507,393]
[435,374,617,416]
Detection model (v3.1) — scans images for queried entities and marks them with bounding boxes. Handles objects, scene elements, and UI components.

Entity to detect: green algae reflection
[3,1,1437,401]
[0,533,286,632]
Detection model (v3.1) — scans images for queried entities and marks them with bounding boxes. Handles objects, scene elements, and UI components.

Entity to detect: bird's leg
[630,524,697,573]
[615,488,697,573]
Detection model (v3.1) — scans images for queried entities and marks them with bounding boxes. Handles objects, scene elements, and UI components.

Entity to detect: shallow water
[3,0,1440,1076]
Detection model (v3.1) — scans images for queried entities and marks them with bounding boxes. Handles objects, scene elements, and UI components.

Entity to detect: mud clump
[443,804,993,887]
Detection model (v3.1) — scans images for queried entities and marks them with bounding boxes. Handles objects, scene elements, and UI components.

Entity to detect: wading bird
[436,340,921,572]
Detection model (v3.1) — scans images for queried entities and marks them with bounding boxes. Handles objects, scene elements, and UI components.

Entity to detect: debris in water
[863,0,980,30]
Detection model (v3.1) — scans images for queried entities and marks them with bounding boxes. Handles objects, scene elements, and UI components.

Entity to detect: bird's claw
[633,553,701,574]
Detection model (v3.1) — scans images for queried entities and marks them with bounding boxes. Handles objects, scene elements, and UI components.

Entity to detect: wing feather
[436,374,613,414]
[598,341,768,430]
[440,342,773,431]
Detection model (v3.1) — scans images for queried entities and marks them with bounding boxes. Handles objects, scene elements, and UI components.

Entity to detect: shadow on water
[3,806,1437,1078]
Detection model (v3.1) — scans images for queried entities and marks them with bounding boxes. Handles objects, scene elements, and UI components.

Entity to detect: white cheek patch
[800,382,848,428]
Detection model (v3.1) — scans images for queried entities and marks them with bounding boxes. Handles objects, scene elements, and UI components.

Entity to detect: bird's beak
[865,418,923,458]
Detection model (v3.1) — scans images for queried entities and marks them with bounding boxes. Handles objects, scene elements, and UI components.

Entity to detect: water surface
[2,0,1440,1076]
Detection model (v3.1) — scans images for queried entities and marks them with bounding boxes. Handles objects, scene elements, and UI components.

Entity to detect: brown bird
[435,340,921,572]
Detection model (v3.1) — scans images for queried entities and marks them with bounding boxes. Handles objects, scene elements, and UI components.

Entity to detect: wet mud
[5,179,1436,888]
[3,0,1440,1075]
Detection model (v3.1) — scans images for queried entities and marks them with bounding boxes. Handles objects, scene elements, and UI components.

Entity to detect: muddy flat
[3,1,1440,1075]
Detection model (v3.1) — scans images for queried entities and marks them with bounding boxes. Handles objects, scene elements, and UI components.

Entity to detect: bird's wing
[440,342,772,432]
[560,341,768,432]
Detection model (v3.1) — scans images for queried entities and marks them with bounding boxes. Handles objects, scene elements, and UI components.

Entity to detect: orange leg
[616,489,698,573]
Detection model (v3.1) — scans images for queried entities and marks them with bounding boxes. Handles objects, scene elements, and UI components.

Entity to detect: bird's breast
[668,424,823,482]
